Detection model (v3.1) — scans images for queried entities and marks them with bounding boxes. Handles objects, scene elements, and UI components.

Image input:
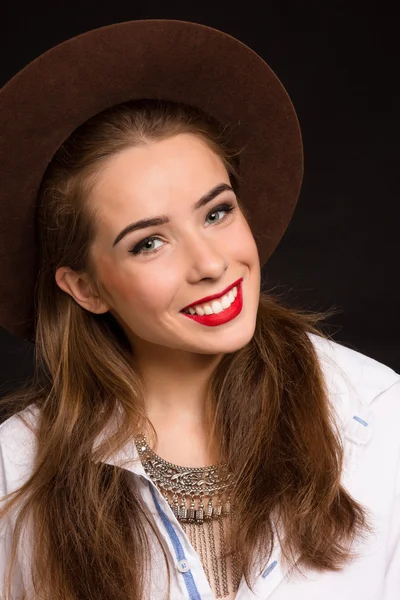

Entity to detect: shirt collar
[91,405,149,479]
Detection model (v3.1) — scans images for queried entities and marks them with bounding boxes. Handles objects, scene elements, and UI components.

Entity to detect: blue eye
[129,202,237,256]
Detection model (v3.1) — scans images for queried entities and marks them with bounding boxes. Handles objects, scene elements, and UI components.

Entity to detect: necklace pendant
[187,498,196,524]
[222,499,231,517]
[179,501,188,523]
[214,501,222,519]
[196,500,204,524]
[171,496,179,519]
[204,498,213,521]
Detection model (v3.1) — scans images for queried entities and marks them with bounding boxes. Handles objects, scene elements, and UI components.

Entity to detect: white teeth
[185,284,239,316]
[211,300,223,314]
[221,295,231,309]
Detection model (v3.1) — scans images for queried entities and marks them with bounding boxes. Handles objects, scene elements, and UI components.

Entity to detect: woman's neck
[131,342,224,466]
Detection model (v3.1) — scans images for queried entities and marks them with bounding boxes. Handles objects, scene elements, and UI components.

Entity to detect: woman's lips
[180,280,243,326]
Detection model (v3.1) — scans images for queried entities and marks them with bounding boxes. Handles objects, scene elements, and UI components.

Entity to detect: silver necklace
[135,433,242,597]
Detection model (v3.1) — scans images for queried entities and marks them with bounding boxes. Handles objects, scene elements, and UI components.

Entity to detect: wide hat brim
[0,19,303,342]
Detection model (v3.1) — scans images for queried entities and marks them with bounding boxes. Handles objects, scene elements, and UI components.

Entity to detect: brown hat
[0,19,303,342]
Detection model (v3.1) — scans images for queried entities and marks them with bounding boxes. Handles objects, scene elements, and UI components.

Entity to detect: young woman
[0,19,399,600]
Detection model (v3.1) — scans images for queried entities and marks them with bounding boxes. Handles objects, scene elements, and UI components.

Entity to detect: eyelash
[129,202,237,256]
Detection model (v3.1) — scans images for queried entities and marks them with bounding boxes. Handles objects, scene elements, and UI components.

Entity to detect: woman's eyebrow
[112,182,234,247]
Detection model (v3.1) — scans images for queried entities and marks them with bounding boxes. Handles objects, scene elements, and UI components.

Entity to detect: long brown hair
[0,99,370,600]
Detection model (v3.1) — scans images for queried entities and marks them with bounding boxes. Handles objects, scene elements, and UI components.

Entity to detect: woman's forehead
[88,134,230,223]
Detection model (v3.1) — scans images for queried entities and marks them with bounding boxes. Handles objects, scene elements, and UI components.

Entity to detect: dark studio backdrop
[1,2,399,409]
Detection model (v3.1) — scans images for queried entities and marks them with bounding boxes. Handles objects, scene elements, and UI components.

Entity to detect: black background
[1,1,399,400]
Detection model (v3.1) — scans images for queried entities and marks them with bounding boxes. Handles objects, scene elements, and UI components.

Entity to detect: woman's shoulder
[308,332,400,407]
[0,403,40,495]
[308,332,400,473]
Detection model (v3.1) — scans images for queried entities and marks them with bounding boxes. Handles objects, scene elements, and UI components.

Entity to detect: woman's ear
[55,266,110,314]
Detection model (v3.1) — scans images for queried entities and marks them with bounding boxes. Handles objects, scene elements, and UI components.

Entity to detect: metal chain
[207,519,223,598]
[199,522,211,582]
[218,514,230,597]
[230,509,242,591]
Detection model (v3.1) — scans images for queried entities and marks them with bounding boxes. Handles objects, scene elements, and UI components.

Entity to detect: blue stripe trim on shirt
[262,559,278,578]
[149,482,202,600]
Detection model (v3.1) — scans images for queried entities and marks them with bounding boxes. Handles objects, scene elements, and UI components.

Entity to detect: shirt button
[177,559,190,573]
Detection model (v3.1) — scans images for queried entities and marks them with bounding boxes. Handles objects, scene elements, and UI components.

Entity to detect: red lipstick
[180,279,243,327]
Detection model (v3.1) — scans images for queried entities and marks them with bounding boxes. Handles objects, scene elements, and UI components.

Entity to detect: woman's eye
[129,202,237,256]
[205,203,234,225]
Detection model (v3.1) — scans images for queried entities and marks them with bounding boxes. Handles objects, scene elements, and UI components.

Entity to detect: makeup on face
[87,133,260,355]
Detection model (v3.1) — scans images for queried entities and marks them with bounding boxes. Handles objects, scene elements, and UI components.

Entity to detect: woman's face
[68,133,260,358]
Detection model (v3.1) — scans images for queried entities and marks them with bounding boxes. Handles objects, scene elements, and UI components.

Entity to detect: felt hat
[0,19,303,342]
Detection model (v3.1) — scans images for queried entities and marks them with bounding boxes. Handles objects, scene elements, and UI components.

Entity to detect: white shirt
[1,333,400,599]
